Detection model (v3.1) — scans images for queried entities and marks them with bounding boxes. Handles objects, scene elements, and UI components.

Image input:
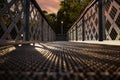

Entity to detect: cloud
[36,0,60,14]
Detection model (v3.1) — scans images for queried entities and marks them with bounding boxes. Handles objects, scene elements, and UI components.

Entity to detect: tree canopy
[44,0,91,34]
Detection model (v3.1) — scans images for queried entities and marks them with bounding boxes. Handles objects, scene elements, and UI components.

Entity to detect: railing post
[72,30,74,40]
[24,0,30,41]
[75,24,78,41]
[82,17,85,41]
[40,17,44,41]
[48,25,49,41]
[98,0,103,41]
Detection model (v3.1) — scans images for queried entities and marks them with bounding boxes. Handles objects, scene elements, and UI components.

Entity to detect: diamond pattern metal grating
[68,0,120,41]
[0,0,55,41]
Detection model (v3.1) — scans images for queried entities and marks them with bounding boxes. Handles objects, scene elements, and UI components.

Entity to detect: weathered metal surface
[0,42,119,79]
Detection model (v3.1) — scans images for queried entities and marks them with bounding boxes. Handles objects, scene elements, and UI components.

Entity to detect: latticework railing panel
[84,2,99,40]
[0,0,55,42]
[77,20,82,40]
[68,30,70,40]
[70,30,72,40]
[73,27,76,40]
[0,0,24,40]
[29,2,40,41]
[104,0,120,40]
[42,20,46,41]
[68,28,72,41]
[67,0,120,41]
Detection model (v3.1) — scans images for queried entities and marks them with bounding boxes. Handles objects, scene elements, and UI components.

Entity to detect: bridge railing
[67,0,120,41]
[0,0,55,42]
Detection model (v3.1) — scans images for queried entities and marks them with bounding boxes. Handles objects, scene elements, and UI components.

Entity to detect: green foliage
[44,0,90,34]
[42,10,48,15]
[57,0,90,34]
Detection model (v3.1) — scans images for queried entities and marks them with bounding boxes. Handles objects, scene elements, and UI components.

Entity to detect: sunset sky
[36,0,61,14]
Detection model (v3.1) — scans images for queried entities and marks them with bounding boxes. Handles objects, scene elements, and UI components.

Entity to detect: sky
[36,0,61,14]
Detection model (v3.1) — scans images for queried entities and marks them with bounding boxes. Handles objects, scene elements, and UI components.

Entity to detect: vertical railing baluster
[24,0,30,41]
[98,0,103,41]
[82,17,85,41]
[47,25,49,41]
[40,17,44,41]
[75,24,78,41]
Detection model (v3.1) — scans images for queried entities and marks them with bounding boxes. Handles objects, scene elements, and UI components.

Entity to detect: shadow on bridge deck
[0,42,120,80]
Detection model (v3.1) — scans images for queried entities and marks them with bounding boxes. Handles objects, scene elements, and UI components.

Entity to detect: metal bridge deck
[0,42,120,80]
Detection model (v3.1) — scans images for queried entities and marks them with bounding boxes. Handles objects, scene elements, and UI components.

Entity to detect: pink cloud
[36,0,60,14]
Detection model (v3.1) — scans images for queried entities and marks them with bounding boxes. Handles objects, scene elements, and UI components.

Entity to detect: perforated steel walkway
[0,42,120,80]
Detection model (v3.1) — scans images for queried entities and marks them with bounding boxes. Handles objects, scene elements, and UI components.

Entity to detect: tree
[56,0,90,34]
[43,0,91,34]
[42,10,48,15]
